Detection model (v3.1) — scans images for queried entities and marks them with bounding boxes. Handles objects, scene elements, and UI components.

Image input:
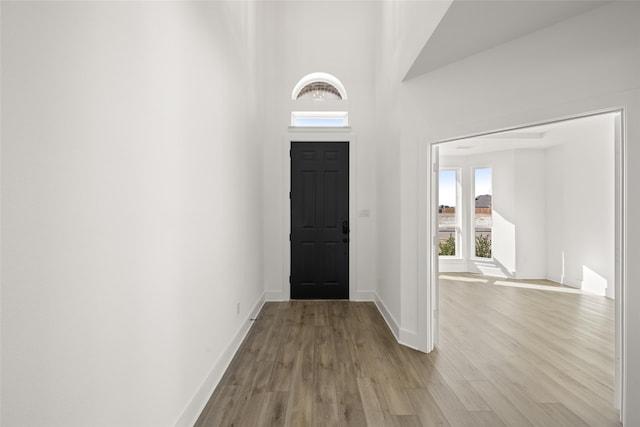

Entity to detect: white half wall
[1,3,264,426]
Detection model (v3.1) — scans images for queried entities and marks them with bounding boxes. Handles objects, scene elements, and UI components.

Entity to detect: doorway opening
[428,110,625,420]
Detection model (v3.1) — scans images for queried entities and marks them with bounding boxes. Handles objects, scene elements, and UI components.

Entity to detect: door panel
[291,142,349,299]
[302,171,316,228]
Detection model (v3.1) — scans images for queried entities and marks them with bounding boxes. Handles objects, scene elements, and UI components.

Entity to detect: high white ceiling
[438,112,618,156]
[404,0,610,80]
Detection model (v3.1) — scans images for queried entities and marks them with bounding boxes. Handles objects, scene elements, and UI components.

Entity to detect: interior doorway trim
[422,108,626,421]
[282,128,358,301]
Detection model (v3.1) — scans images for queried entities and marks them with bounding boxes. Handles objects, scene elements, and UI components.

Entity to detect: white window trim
[438,168,462,259]
[471,166,493,260]
[291,111,349,127]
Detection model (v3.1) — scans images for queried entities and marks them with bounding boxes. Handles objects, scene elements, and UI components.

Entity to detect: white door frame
[422,109,626,420]
[282,127,358,300]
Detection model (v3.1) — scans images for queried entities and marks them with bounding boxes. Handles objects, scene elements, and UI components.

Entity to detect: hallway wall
[1,3,263,426]
[374,0,451,346]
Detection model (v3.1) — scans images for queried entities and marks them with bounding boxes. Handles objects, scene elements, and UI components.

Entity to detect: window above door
[291,111,348,127]
[290,72,349,128]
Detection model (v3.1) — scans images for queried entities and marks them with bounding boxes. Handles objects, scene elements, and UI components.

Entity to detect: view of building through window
[438,170,457,256]
[474,167,492,258]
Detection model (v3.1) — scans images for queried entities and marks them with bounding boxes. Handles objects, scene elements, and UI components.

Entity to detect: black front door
[291,142,349,299]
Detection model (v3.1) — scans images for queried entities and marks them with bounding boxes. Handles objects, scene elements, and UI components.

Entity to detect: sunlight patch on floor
[492,280,588,294]
[439,274,489,283]
[439,273,597,295]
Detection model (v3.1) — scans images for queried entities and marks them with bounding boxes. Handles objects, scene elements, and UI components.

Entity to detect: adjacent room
[438,112,617,296]
[434,112,621,426]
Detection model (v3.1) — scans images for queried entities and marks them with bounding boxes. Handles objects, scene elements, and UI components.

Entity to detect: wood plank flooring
[195,274,620,426]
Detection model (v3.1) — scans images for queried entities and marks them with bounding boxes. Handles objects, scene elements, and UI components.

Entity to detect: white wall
[375,1,451,343]
[259,1,379,302]
[545,114,616,297]
[396,2,640,423]
[1,3,264,426]
[514,149,547,279]
[483,151,518,276]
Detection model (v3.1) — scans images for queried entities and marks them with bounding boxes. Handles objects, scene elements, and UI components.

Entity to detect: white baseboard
[439,259,467,273]
[548,274,581,289]
[372,294,423,352]
[352,290,375,301]
[514,272,547,280]
[373,292,400,340]
[266,290,375,302]
[174,293,265,427]
[265,290,288,301]
[399,328,421,351]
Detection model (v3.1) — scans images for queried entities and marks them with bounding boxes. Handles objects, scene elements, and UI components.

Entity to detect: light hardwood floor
[195,274,620,426]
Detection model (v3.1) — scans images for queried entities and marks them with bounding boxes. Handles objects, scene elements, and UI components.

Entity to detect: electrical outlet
[236,302,240,315]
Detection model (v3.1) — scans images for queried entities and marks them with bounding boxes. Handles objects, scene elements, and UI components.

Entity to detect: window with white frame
[290,72,349,128]
[291,111,348,127]
[438,169,459,257]
[473,167,492,258]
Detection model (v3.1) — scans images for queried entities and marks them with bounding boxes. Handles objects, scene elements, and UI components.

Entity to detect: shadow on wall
[472,256,513,279]
[468,209,516,278]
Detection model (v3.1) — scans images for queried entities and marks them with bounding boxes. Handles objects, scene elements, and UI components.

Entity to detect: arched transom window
[291,72,349,127]
[296,81,343,101]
